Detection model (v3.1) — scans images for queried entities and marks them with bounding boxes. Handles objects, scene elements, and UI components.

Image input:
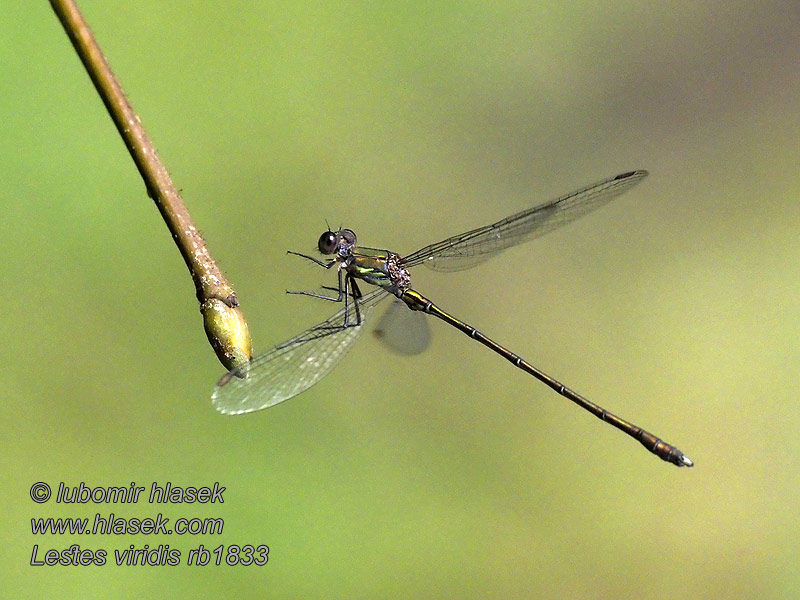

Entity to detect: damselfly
[213,170,693,467]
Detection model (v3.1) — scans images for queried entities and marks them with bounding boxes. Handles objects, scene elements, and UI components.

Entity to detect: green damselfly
[213,170,693,467]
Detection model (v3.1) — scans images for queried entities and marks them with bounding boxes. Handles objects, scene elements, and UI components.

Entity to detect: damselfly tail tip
[678,454,694,468]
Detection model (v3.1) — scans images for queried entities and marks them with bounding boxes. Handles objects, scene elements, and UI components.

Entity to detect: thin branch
[49,0,251,370]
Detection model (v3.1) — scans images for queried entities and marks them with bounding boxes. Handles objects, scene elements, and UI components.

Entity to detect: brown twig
[49,0,251,370]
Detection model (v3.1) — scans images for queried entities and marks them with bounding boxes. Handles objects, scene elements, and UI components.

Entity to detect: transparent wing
[372,298,431,355]
[402,170,648,271]
[212,288,389,415]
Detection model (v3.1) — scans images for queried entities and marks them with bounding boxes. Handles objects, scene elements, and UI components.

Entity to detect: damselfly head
[318,229,357,255]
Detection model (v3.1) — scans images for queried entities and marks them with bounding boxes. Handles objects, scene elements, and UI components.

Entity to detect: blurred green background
[3,1,799,598]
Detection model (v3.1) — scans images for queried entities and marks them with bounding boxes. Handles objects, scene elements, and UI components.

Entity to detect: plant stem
[49,0,251,370]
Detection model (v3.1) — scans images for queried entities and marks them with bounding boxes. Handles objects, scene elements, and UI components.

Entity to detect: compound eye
[340,229,357,246]
[317,231,338,254]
